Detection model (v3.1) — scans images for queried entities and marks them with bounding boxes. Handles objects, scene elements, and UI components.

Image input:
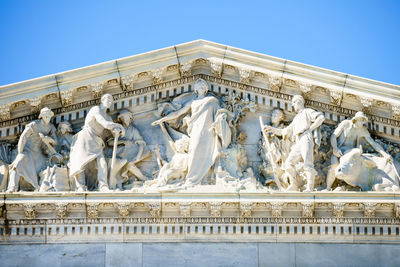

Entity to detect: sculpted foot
[76,186,87,192]
[99,185,110,192]
[6,187,17,193]
[286,184,299,192]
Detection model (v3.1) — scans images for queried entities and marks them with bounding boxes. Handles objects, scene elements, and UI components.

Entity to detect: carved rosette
[210,60,222,78]
[121,74,135,90]
[0,104,11,121]
[148,202,161,217]
[301,202,314,218]
[89,82,104,98]
[55,203,69,219]
[209,202,223,217]
[271,202,284,218]
[152,68,164,85]
[363,203,377,218]
[298,82,312,97]
[24,204,38,219]
[87,203,99,219]
[391,104,400,120]
[239,68,251,84]
[268,76,282,92]
[240,202,253,217]
[332,202,345,218]
[29,97,42,113]
[60,89,74,106]
[179,202,191,217]
[115,202,130,218]
[180,62,192,78]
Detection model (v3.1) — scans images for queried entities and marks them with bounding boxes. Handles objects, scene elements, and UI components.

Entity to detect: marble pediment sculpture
[2,41,400,249]
[0,40,400,195]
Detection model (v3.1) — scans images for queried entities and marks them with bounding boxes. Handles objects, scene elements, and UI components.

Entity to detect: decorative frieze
[29,97,42,113]
[210,60,222,78]
[179,202,192,217]
[301,202,314,218]
[24,203,38,219]
[55,202,69,219]
[180,62,192,78]
[60,89,74,106]
[238,68,251,84]
[209,202,223,217]
[298,82,312,97]
[329,89,342,106]
[240,202,253,217]
[268,75,282,92]
[332,202,345,218]
[271,202,284,218]
[0,104,10,121]
[148,202,161,217]
[87,203,99,219]
[152,68,164,84]
[89,82,104,98]
[115,202,130,218]
[363,203,377,218]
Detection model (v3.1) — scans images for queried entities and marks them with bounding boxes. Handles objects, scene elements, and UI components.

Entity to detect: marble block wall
[1,242,399,267]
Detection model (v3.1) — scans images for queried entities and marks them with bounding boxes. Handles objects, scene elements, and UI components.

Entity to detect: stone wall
[1,242,399,267]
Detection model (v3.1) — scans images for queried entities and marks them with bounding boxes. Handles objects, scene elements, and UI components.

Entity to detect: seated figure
[152,122,189,187]
[107,110,150,190]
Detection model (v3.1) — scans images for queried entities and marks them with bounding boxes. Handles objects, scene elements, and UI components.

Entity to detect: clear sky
[0,0,399,86]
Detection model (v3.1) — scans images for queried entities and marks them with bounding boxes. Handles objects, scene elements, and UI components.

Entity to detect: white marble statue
[69,94,125,192]
[327,111,397,191]
[106,110,150,190]
[39,121,75,192]
[262,95,325,192]
[152,122,189,187]
[259,108,291,189]
[7,107,58,192]
[152,78,230,187]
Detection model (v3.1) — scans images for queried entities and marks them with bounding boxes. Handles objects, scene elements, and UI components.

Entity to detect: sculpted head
[175,136,189,153]
[271,109,284,125]
[194,78,209,97]
[291,95,305,112]
[39,107,54,124]
[352,111,368,128]
[57,121,73,135]
[101,94,113,109]
[117,110,134,126]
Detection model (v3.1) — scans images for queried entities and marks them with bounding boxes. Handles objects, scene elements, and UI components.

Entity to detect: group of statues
[2,78,400,193]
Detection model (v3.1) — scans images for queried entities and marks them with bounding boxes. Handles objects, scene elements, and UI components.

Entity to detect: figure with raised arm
[152,78,229,187]
[263,95,325,192]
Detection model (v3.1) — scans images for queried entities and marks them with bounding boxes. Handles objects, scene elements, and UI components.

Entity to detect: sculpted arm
[364,134,392,160]
[152,102,191,126]
[17,124,34,153]
[331,121,346,158]
[159,123,177,153]
[310,113,325,131]
[92,108,124,135]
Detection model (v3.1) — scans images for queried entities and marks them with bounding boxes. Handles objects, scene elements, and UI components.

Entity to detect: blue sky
[0,0,399,86]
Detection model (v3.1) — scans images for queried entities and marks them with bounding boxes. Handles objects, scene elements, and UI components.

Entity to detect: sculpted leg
[127,163,147,181]
[6,169,19,193]
[74,172,87,192]
[326,156,339,190]
[97,154,109,192]
[284,146,302,191]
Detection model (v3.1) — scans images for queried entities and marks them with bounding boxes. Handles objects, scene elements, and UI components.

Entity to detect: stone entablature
[1,192,400,244]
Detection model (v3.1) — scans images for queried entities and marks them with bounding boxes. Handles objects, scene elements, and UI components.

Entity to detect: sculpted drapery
[152,78,230,187]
